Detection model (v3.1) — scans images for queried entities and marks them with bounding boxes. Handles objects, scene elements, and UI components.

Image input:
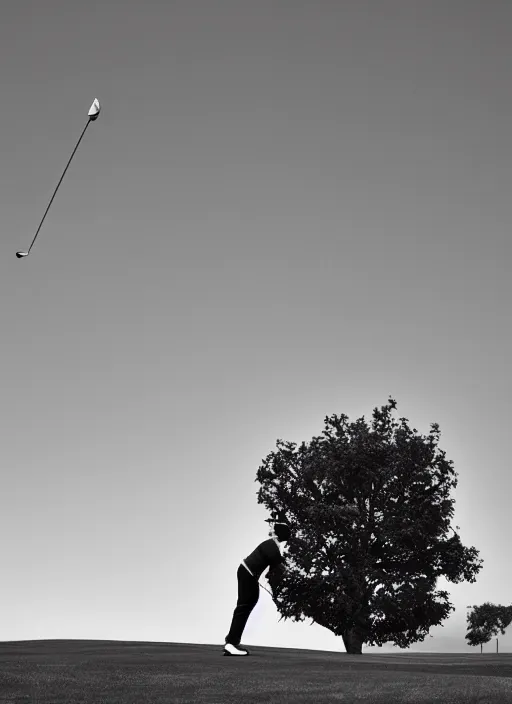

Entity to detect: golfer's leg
[225,565,259,645]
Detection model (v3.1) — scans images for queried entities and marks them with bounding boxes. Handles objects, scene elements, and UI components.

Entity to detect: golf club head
[88,98,101,121]
[16,251,29,259]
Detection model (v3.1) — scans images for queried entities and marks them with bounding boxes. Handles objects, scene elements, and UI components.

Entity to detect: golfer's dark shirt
[242,538,285,581]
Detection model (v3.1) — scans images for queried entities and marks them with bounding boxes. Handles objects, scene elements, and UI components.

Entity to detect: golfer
[223,521,291,656]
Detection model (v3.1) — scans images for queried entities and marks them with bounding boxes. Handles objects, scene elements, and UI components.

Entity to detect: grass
[1,640,512,703]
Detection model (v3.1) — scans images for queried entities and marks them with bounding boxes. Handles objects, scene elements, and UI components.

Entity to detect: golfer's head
[274,523,291,543]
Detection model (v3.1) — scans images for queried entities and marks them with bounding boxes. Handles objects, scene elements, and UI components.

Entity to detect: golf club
[258,577,286,623]
[16,98,101,259]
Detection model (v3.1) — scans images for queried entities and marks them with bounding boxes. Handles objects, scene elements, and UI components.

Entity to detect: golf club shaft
[27,118,92,254]
[259,580,286,623]
[259,580,273,598]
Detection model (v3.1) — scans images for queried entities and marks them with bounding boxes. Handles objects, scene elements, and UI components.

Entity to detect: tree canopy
[466,603,512,650]
[255,397,484,654]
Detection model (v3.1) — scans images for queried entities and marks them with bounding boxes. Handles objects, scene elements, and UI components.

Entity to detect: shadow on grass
[1,640,512,703]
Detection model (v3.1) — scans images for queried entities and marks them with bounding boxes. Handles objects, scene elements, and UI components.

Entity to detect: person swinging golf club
[223,503,360,656]
[223,515,292,656]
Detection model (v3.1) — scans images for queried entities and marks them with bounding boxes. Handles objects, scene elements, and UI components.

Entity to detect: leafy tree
[466,603,512,650]
[255,397,484,654]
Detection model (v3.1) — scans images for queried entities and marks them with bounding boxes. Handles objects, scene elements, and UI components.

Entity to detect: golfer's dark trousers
[225,564,260,645]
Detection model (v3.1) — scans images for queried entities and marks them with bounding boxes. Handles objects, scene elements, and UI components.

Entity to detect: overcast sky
[2,0,512,654]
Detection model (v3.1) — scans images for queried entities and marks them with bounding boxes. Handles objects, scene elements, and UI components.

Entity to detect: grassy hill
[1,640,512,703]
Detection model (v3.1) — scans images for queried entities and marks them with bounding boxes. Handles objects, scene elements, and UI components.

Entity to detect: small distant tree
[466,603,512,650]
[255,397,484,654]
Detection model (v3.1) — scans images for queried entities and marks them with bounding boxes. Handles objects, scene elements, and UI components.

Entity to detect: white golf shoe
[223,643,249,656]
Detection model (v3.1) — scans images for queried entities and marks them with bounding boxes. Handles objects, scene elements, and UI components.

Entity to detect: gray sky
[2,0,512,654]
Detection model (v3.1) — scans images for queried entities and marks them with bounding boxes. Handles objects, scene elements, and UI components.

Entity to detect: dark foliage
[255,397,484,653]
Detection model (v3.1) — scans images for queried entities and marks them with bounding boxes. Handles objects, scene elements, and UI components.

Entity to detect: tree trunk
[341,626,364,654]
